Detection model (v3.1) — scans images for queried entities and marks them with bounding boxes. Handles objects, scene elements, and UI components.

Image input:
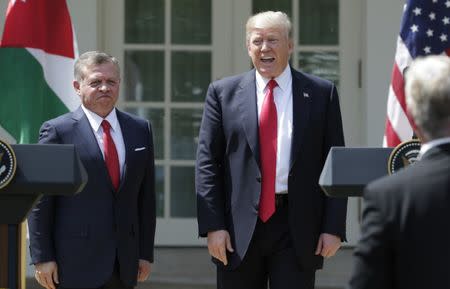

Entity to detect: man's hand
[207,230,234,266]
[35,261,58,289]
[137,259,152,282]
[315,233,341,258]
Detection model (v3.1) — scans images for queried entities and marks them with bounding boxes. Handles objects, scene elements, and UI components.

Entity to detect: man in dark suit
[349,55,450,289]
[28,51,156,289]
[196,11,347,289]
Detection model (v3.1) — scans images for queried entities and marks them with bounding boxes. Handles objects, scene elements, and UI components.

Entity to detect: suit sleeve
[27,121,59,264]
[321,85,348,240]
[195,82,226,237]
[138,121,156,262]
[348,185,394,289]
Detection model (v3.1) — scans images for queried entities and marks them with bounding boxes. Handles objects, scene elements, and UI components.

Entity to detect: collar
[420,136,450,156]
[255,65,291,92]
[81,105,119,132]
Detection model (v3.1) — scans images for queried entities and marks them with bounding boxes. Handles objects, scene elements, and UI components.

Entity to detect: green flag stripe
[0,48,69,144]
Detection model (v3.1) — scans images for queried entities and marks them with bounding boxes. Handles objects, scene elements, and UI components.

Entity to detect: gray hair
[74,51,120,82]
[405,55,450,139]
[246,11,292,44]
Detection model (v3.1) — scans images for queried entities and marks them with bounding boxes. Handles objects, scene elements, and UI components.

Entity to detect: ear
[288,39,294,54]
[73,80,81,96]
[247,41,252,57]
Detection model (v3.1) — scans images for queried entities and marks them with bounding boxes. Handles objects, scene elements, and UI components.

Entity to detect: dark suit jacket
[28,107,156,288]
[349,143,450,289]
[196,67,347,270]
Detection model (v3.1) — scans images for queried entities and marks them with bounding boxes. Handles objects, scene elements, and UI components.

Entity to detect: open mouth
[261,57,275,63]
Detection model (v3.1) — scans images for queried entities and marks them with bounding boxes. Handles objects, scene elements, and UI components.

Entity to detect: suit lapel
[71,107,113,189]
[237,70,261,167]
[116,110,132,192]
[290,68,312,171]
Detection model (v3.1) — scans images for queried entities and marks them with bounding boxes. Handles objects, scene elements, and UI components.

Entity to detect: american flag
[383,0,450,147]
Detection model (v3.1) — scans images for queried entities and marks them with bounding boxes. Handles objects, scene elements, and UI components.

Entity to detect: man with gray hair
[28,51,156,289]
[196,11,347,289]
[349,55,450,289]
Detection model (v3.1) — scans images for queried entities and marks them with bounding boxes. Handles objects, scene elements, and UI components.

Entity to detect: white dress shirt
[81,105,126,178]
[256,65,293,194]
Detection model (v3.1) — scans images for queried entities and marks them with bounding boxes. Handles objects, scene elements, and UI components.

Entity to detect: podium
[319,147,394,197]
[0,144,87,289]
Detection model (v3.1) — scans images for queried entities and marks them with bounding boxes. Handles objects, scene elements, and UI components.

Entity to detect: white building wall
[66,0,100,54]
[0,1,8,37]
[363,0,403,146]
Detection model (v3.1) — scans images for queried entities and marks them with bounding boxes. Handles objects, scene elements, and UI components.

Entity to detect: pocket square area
[134,147,146,151]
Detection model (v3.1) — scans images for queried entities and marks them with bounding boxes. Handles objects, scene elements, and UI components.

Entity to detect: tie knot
[101,120,111,132]
[267,79,278,91]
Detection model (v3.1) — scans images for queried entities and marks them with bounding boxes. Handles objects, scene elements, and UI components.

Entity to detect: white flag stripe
[0,125,17,144]
[394,37,413,74]
[27,48,79,111]
[386,86,414,141]
[72,24,79,59]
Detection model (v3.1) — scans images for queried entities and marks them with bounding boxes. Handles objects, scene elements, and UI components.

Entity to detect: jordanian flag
[0,0,79,144]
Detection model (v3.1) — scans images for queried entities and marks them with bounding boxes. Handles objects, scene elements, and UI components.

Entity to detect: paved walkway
[26,247,354,289]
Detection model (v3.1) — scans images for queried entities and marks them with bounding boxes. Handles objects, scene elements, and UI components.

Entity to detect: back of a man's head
[405,55,450,141]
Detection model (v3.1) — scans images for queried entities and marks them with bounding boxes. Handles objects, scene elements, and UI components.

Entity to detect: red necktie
[101,120,120,191]
[258,79,278,222]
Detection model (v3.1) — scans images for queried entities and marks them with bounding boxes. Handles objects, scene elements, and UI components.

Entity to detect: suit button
[289,173,293,178]
[256,177,261,182]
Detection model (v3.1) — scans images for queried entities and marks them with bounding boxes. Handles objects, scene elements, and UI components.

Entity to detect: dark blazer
[349,143,450,289]
[196,67,347,270]
[28,107,156,288]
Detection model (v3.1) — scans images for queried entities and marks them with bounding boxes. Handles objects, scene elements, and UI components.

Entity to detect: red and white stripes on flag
[383,38,415,147]
[383,0,450,147]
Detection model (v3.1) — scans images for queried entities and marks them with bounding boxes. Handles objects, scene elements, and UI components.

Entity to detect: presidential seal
[388,139,421,175]
[0,139,17,190]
